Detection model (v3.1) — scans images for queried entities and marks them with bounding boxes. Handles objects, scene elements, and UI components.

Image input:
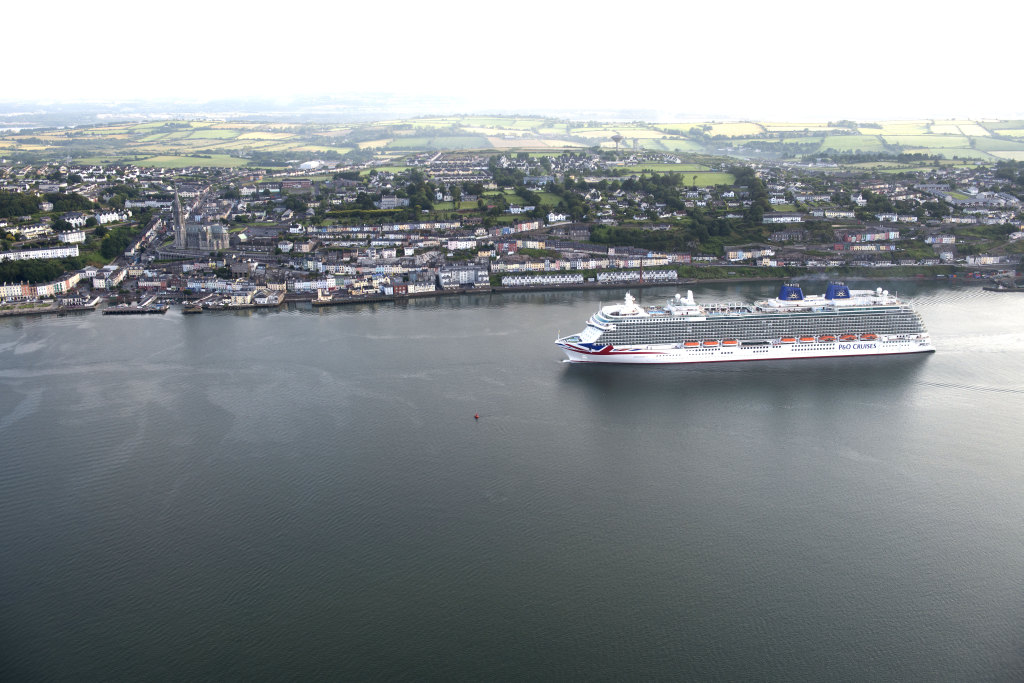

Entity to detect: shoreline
[0,275,995,319]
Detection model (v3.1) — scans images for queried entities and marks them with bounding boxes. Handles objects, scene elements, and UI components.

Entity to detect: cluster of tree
[0,192,40,218]
[104,183,144,209]
[0,256,85,284]
[12,137,73,147]
[514,186,543,210]
[920,200,951,218]
[542,180,587,221]
[244,152,290,167]
[807,151,942,164]
[397,170,435,213]
[283,195,308,213]
[688,208,746,242]
[729,166,771,225]
[857,189,895,215]
[488,157,525,187]
[43,192,93,213]
[46,170,83,184]
[994,160,1024,187]
[590,224,691,253]
[590,214,761,255]
[324,208,404,223]
[99,223,142,260]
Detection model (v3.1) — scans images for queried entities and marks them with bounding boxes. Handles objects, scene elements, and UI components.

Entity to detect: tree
[283,195,308,212]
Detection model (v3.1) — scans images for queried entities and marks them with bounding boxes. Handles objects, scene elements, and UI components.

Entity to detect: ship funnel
[779,283,804,300]
[825,282,850,299]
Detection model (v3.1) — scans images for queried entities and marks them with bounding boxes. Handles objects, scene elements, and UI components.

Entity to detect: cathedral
[172,188,229,252]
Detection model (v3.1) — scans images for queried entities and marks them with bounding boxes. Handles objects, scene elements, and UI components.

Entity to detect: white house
[61,212,87,229]
[59,230,86,244]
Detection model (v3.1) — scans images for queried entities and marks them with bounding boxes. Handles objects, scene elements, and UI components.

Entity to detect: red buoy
[474,413,479,420]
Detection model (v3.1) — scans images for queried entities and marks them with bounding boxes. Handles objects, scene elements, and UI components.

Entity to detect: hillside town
[2,149,1023,314]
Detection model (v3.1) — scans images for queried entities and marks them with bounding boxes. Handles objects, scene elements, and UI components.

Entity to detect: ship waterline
[555,282,934,364]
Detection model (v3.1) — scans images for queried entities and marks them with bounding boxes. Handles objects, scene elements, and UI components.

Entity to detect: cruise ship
[555,282,935,364]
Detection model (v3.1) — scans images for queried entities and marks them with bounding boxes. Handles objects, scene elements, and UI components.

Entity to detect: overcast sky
[8,0,1021,120]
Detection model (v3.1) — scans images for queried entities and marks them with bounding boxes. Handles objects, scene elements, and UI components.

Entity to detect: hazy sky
[9,0,1021,120]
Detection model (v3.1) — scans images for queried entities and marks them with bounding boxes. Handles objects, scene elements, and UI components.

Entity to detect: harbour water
[2,282,1023,680]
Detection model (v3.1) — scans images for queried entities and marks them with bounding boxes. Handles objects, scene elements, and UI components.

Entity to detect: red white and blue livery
[555,283,934,364]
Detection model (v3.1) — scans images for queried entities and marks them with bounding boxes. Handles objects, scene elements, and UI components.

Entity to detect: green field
[819,135,888,152]
[972,136,1024,152]
[131,155,253,168]
[6,116,1024,169]
[189,129,240,139]
[883,135,971,148]
[386,136,491,151]
[873,121,932,135]
[641,139,705,152]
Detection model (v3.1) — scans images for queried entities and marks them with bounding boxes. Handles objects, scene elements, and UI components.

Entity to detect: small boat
[683,341,700,348]
[860,333,877,341]
[721,340,739,346]
[839,334,857,341]
[818,335,835,342]
[702,340,719,347]
[780,337,797,344]
[799,336,815,343]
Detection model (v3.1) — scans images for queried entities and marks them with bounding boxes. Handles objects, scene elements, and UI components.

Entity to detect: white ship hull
[557,336,935,364]
[556,284,935,364]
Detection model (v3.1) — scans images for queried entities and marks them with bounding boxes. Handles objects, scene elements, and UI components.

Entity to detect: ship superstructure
[555,283,934,364]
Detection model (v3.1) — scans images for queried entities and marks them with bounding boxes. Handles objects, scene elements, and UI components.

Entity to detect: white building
[59,230,86,244]
[94,209,129,225]
[501,273,584,287]
[0,245,80,262]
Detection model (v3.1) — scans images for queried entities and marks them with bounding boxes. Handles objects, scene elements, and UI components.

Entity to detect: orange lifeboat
[839,334,857,341]
[780,337,797,344]
[703,340,719,347]
[818,335,836,342]
[860,333,878,341]
[799,336,815,343]
[721,339,739,346]
[683,341,700,348]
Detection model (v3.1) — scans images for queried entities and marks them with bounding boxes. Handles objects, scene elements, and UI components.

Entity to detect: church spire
[172,186,185,248]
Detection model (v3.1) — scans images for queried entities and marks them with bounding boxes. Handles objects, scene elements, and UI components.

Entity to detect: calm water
[2,282,1023,681]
